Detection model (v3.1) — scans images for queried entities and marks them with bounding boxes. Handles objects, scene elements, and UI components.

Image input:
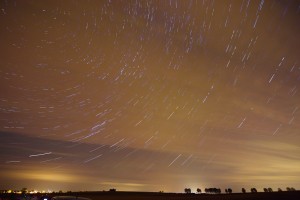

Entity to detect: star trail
[0,0,300,193]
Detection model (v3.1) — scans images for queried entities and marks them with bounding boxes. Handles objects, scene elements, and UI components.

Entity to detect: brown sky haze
[0,0,300,193]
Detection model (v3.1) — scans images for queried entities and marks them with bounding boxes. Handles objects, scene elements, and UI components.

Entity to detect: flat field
[2,191,300,200]
[54,191,300,200]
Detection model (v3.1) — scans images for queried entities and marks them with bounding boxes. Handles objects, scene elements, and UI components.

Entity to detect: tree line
[184,187,297,194]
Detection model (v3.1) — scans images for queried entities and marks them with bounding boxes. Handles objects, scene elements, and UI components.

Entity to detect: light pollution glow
[0,0,300,193]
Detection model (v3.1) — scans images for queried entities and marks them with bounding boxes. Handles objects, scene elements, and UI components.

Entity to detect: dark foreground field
[73,191,300,200]
[2,191,300,200]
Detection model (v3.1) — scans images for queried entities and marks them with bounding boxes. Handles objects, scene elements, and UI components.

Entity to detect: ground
[3,191,299,200]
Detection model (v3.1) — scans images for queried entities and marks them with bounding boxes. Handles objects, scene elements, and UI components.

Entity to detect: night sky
[1,0,300,193]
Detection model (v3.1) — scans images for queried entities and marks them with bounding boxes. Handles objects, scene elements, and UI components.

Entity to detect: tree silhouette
[286,187,291,191]
[263,188,268,192]
[242,188,246,193]
[196,188,201,194]
[184,188,191,194]
[267,188,273,192]
[204,188,220,194]
[225,188,232,194]
[278,188,282,192]
[251,188,257,193]
[21,188,27,195]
